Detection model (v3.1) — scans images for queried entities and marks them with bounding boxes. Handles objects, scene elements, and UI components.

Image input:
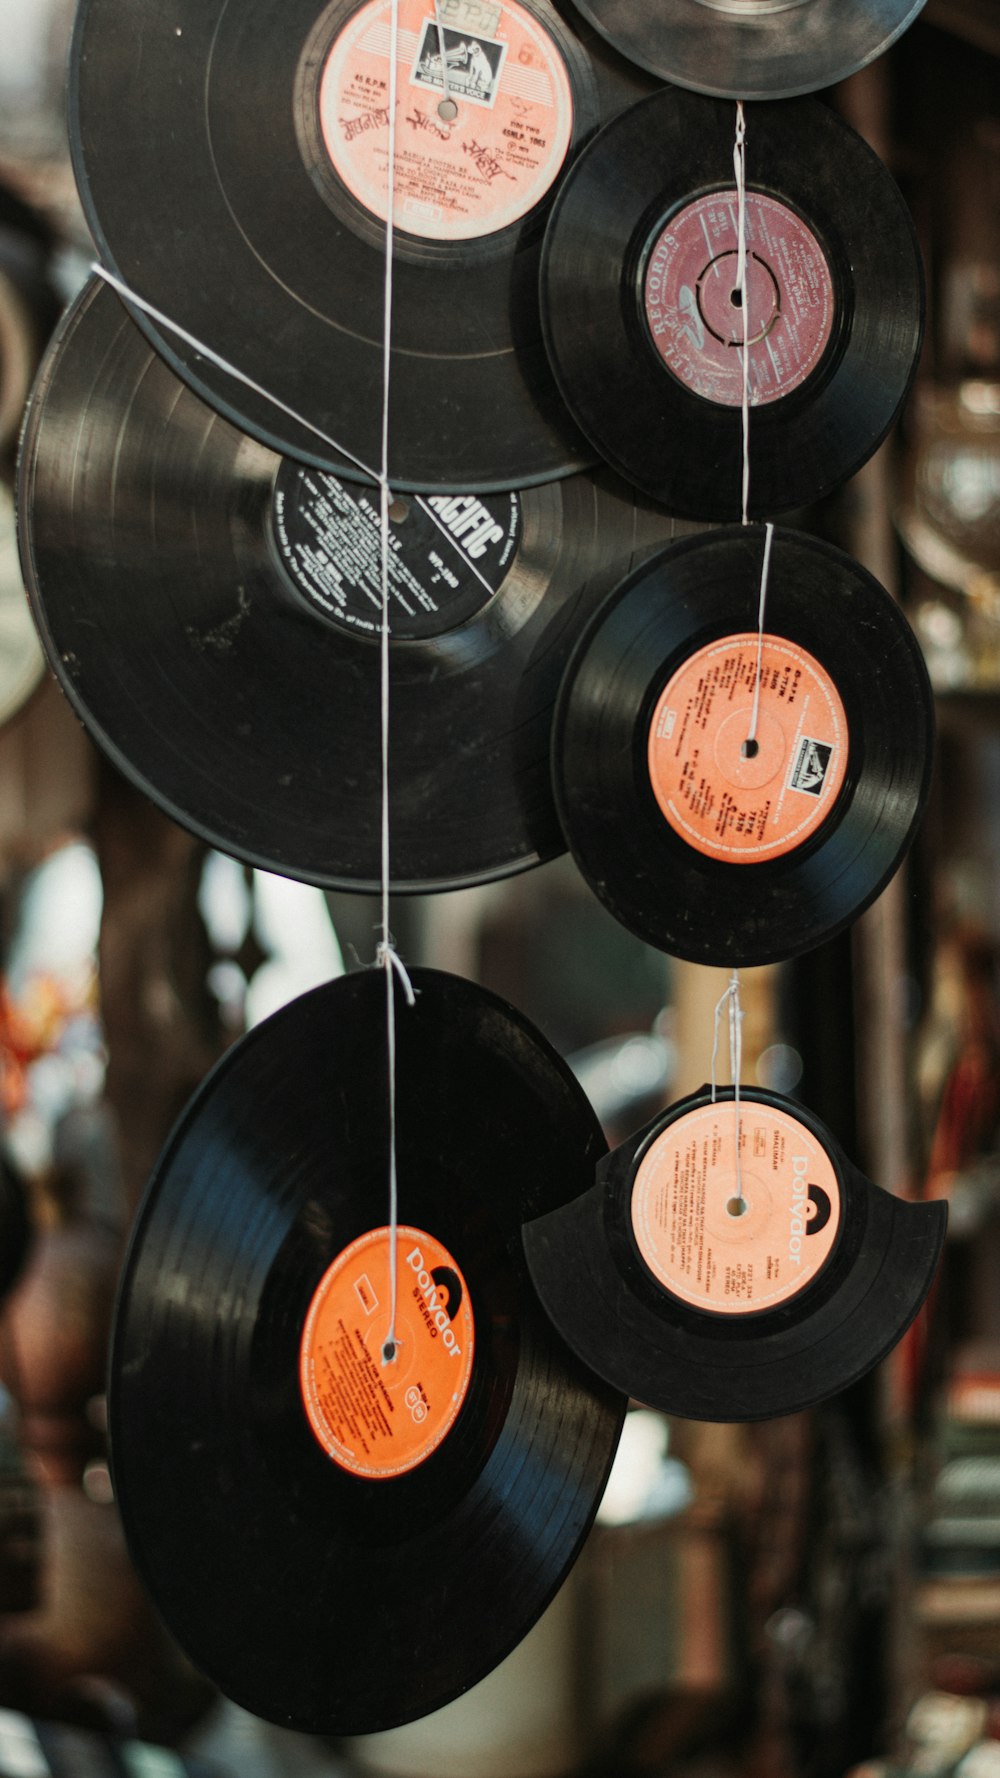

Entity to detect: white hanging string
[375,0,417,1370]
[732,100,751,528]
[431,0,455,116]
[710,971,745,1210]
[745,519,776,754]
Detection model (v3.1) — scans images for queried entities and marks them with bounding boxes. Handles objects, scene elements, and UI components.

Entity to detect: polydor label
[299,1225,475,1478]
[631,1101,842,1314]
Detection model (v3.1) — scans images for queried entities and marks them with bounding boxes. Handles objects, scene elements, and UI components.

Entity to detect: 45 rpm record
[524,1085,947,1423]
[18,279,673,892]
[69,0,653,492]
[552,526,934,968]
[539,87,924,520]
[568,0,927,100]
[109,966,625,1734]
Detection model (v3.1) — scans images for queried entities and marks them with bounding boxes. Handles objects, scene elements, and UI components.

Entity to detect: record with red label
[69,0,653,491]
[539,87,923,520]
[567,0,927,100]
[18,279,674,891]
[109,966,624,1734]
[552,526,934,967]
[523,1085,947,1422]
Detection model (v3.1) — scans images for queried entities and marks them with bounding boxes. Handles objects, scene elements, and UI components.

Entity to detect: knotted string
[711,971,745,1210]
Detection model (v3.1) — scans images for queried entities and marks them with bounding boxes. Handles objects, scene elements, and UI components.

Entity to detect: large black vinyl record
[69,0,653,491]
[553,527,934,967]
[540,88,923,520]
[109,967,624,1734]
[18,280,671,892]
[523,1086,948,1423]
[568,0,927,100]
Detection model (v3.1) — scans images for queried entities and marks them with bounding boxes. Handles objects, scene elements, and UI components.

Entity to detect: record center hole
[388,497,410,524]
[741,738,760,760]
[382,1340,398,1365]
[730,288,744,307]
[727,1196,749,1219]
[438,98,458,122]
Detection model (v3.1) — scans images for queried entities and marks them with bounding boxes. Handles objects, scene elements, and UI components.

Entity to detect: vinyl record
[567,0,927,100]
[539,87,924,520]
[18,279,674,892]
[69,0,654,492]
[524,1085,948,1423]
[552,526,934,968]
[109,966,625,1734]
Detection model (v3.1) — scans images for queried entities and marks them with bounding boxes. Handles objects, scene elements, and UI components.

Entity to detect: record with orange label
[523,1085,947,1422]
[109,967,624,1734]
[552,526,934,967]
[539,87,923,519]
[568,0,926,100]
[69,0,652,491]
[19,280,675,892]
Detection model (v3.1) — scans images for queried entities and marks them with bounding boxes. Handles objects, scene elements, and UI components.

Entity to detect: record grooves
[539,86,924,521]
[552,526,934,967]
[567,0,928,100]
[109,967,625,1734]
[70,0,655,491]
[523,1085,948,1423]
[18,279,671,892]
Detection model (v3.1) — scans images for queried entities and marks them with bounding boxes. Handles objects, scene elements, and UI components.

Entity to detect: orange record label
[647,632,848,863]
[319,0,574,241]
[631,1101,842,1314]
[299,1225,475,1479]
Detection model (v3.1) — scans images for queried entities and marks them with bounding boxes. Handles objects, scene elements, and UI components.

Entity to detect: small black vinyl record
[523,1085,947,1423]
[69,0,653,491]
[109,966,625,1734]
[18,279,672,892]
[552,526,934,968]
[567,0,927,100]
[539,87,924,520]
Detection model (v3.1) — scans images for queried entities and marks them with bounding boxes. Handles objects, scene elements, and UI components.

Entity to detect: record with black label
[18,279,674,891]
[540,87,924,520]
[109,967,625,1733]
[524,1085,947,1423]
[69,0,653,492]
[552,526,934,967]
[568,0,927,100]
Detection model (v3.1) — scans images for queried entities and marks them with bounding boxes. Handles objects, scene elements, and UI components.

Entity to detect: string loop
[711,971,745,1208]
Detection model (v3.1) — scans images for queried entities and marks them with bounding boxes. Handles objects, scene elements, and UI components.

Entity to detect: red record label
[647,631,849,863]
[644,189,835,407]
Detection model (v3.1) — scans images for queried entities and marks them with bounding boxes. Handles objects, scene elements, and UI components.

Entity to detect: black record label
[272,462,521,638]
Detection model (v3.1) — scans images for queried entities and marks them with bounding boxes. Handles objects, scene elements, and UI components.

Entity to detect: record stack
[15,0,948,1740]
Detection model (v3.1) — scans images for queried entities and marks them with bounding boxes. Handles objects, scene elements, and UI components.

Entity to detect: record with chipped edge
[539,86,924,520]
[18,279,678,892]
[552,526,934,968]
[69,0,655,492]
[109,967,625,1734]
[524,1085,947,1423]
[568,0,927,100]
